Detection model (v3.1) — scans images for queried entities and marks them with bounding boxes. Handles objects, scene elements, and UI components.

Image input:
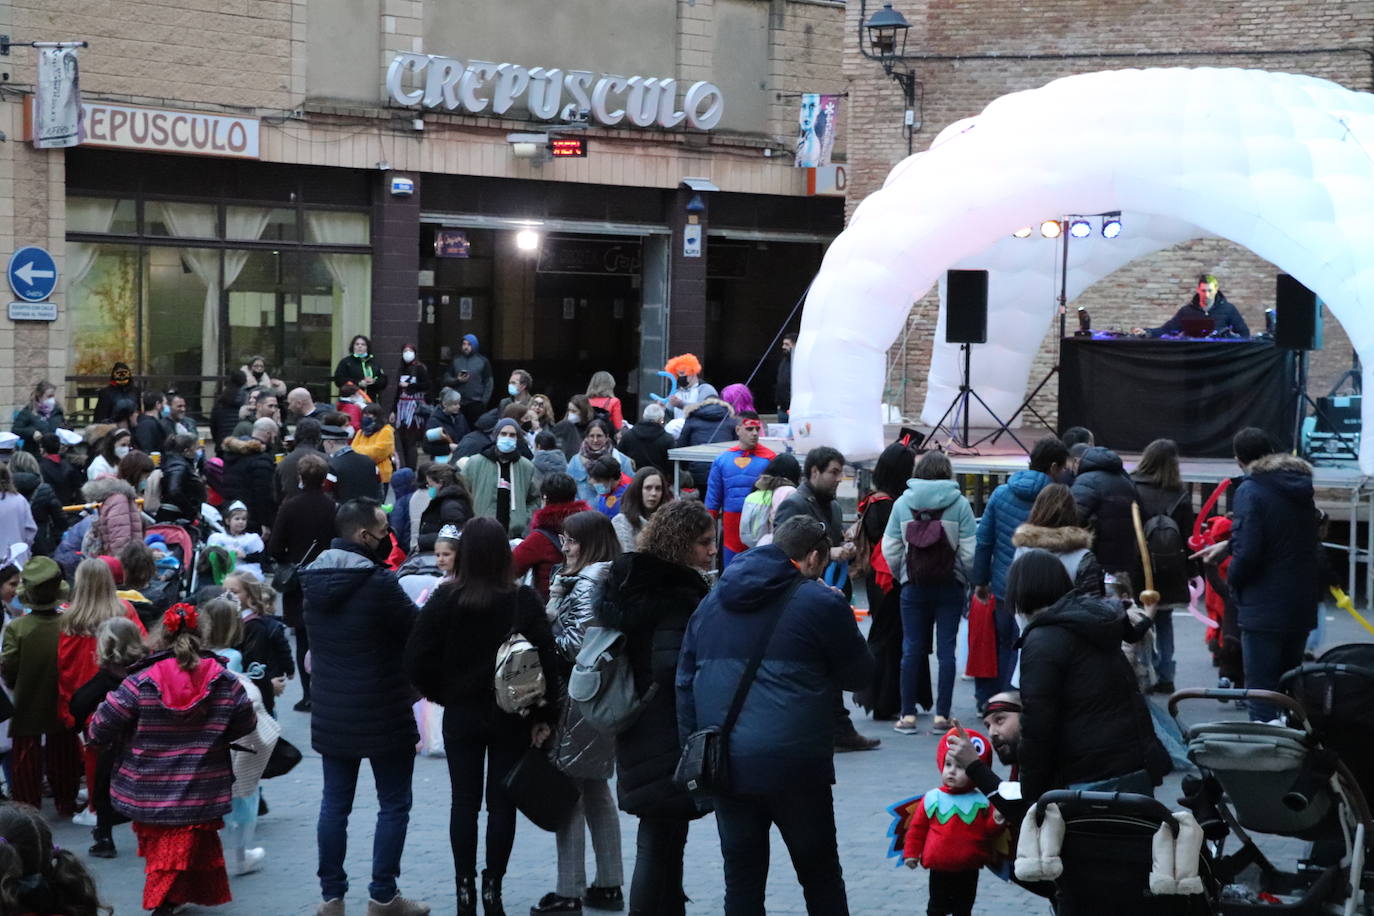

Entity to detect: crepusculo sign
[387,53,725,131]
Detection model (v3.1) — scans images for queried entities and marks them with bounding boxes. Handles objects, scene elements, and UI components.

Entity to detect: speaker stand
[1293,349,1360,460]
[928,343,1028,452]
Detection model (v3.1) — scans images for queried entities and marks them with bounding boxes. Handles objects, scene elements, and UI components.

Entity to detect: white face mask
[566,411,580,424]
[402,350,415,363]
[41,397,56,410]
[114,445,131,459]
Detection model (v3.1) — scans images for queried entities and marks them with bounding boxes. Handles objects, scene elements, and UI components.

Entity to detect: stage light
[515,228,541,252]
[1069,218,1092,239]
[1102,213,1122,238]
[1040,219,1062,239]
[1012,226,1033,238]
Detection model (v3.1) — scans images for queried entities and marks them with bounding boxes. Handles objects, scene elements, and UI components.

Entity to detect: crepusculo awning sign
[386,53,725,130]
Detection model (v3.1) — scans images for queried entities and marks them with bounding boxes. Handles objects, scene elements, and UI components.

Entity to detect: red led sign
[549,137,588,158]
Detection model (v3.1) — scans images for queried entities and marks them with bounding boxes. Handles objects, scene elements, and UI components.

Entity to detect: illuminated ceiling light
[1011,226,1033,238]
[515,228,541,251]
[1102,212,1123,238]
[1040,219,1062,239]
[1068,218,1092,239]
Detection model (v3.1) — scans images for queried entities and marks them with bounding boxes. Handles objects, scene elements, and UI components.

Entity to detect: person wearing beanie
[1,556,83,816]
[444,333,493,428]
[896,725,1007,916]
[458,417,539,537]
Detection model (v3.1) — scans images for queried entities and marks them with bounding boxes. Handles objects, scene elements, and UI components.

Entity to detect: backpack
[903,508,956,585]
[849,492,894,590]
[1139,493,1189,601]
[739,490,775,548]
[568,626,658,735]
[494,631,546,716]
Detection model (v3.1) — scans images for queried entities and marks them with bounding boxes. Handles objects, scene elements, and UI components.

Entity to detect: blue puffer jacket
[300,539,420,758]
[705,445,777,515]
[1228,452,1323,634]
[676,545,873,795]
[972,469,1054,598]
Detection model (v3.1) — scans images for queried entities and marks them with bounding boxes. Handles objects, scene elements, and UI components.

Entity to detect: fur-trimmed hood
[1012,524,1093,552]
[220,435,268,456]
[1248,452,1313,477]
[683,396,734,421]
[81,475,137,503]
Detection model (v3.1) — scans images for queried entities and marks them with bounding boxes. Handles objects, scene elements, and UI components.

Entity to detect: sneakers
[366,895,431,916]
[834,731,881,752]
[71,808,98,827]
[584,885,624,910]
[530,892,582,913]
[317,900,345,916]
[892,716,920,735]
[233,847,266,875]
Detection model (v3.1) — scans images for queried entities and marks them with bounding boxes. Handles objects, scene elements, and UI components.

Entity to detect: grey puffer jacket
[547,561,615,780]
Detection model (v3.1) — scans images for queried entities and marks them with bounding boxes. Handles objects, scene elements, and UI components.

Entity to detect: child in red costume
[903,727,1007,916]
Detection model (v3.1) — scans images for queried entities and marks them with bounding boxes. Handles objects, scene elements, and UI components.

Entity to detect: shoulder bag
[271,539,317,595]
[674,577,805,801]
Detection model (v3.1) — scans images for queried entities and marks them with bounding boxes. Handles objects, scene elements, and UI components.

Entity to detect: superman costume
[705,443,776,566]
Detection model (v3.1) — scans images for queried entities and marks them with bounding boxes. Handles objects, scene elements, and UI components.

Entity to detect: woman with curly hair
[600,500,716,915]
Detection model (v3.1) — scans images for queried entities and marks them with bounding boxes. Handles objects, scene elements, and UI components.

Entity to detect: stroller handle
[1033,790,1179,834]
[1279,661,1374,689]
[1166,687,1308,725]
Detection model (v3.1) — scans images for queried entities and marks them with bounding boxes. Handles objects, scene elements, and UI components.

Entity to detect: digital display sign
[549,137,588,158]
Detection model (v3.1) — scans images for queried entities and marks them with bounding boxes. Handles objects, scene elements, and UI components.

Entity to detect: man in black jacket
[131,390,167,455]
[276,418,325,503]
[616,403,676,475]
[776,332,795,422]
[322,424,383,504]
[1135,274,1250,338]
[300,499,428,916]
[1070,446,1139,580]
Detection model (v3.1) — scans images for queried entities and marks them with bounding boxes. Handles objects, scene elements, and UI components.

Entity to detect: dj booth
[1057,338,1297,458]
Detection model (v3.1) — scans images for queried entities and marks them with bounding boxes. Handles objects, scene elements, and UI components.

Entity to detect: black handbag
[674,578,802,800]
[502,745,581,832]
[271,540,317,595]
[262,737,302,779]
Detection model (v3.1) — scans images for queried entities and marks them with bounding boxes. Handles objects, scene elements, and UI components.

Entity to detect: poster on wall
[435,229,471,258]
[794,93,839,169]
[34,48,83,149]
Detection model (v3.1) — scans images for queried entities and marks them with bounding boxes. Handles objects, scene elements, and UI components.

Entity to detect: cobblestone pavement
[48,607,1364,914]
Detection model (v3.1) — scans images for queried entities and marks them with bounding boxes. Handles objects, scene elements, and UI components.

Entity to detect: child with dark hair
[0,801,109,915]
[86,603,256,915]
[224,572,294,717]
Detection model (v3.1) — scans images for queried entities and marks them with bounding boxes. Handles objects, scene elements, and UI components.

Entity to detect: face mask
[677,375,688,387]
[161,405,172,418]
[138,478,148,493]
[508,383,520,397]
[41,397,56,410]
[496,436,517,454]
[368,530,391,562]
[566,411,580,424]
[427,486,437,499]
[355,350,369,359]
[361,418,381,435]
[593,482,611,496]
[114,445,131,459]
[402,350,415,363]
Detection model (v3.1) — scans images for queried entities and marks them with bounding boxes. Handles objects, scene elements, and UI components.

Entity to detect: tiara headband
[436,524,462,542]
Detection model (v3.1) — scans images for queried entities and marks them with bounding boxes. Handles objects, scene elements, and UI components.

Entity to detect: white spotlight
[1102,213,1123,238]
[1012,226,1033,238]
[1069,219,1092,239]
[1040,219,1062,239]
[515,229,541,251]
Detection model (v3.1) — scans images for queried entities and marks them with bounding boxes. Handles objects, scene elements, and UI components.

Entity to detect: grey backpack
[568,626,657,735]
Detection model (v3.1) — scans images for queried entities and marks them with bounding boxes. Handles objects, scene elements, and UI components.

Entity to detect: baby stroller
[1018,790,1216,915]
[1171,687,1373,914]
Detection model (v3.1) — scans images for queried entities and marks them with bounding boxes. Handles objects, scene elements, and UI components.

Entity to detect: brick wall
[767,0,847,153]
[843,0,1374,430]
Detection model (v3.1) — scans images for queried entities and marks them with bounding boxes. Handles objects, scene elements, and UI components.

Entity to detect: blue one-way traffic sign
[8,246,58,302]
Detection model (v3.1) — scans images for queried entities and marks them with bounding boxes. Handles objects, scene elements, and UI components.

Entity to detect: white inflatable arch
[792,67,1374,473]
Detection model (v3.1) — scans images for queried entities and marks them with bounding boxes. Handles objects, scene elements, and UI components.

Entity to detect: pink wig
[720,383,756,414]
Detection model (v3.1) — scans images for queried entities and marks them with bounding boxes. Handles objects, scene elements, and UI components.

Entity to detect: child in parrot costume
[886,727,1008,916]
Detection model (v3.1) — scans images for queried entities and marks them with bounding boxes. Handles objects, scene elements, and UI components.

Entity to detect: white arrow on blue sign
[8,246,59,303]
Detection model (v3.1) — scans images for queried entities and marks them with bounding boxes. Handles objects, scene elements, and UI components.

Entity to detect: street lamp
[863,3,920,154]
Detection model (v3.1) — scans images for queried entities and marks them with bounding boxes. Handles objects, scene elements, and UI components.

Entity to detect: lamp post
[864,3,919,155]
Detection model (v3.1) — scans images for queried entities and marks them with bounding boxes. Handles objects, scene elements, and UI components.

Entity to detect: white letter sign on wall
[387,54,725,130]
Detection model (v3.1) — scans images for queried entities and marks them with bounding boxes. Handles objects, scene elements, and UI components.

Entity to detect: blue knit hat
[463,333,479,352]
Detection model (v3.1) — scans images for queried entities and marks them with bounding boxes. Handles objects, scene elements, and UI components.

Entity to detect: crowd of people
[0,332,1330,915]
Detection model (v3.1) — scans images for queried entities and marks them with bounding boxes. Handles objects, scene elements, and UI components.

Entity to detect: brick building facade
[842,0,1374,427]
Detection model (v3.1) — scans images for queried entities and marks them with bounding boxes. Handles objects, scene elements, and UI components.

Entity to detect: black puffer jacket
[600,551,711,819]
[300,539,420,758]
[1017,591,1162,801]
[1228,452,1322,633]
[12,471,67,557]
[416,485,472,552]
[157,453,207,523]
[675,398,736,491]
[422,407,470,459]
[617,421,676,476]
[1070,447,1138,573]
[219,437,277,531]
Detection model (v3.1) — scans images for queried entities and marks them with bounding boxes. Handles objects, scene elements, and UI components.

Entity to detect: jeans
[900,580,964,717]
[629,817,690,915]
[317,750,416,903]
[1241,629,1308,722]
[713,786,848,915]
[443,702,526,878]
[1153,605,1176,683]
[973,598,1020,708]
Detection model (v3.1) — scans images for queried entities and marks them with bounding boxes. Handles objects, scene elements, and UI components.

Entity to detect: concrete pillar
[370,172,421,368]
[668,186,708,359]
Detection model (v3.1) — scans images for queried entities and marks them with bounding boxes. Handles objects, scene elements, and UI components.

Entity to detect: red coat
[512,500,593,600]
[56,604,148,729]
[903,786,1005,871]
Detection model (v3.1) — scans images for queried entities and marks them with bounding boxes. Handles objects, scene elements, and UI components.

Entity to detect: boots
[456,876,477,916]
[481,870,506,916]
